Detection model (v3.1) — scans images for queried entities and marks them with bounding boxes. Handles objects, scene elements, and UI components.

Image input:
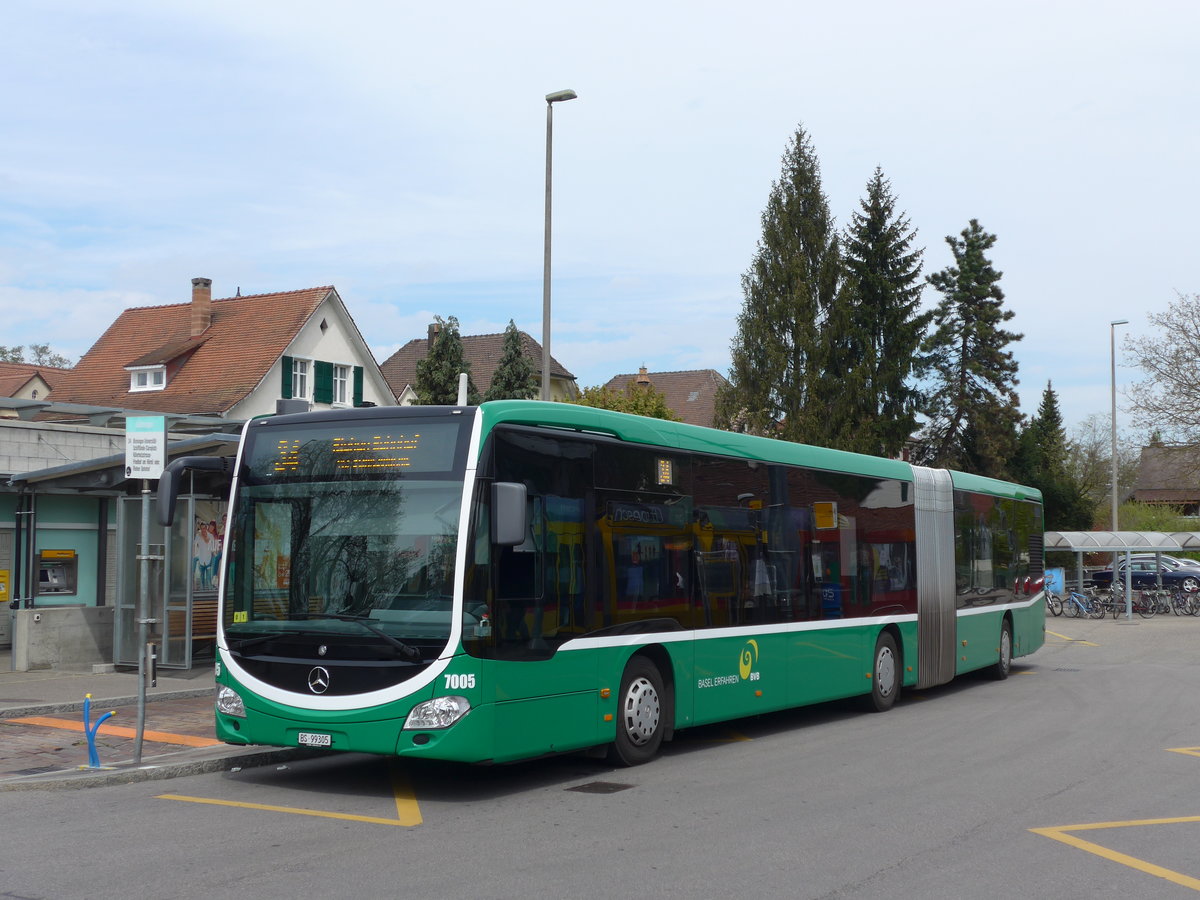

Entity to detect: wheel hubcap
[876,647,896,698]
[623,676,661,746]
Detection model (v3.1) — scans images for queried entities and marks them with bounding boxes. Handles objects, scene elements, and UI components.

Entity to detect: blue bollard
[82,693,117,769]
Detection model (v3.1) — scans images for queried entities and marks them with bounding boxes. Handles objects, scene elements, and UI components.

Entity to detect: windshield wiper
[291,613,422,661]
[229,630,317,653]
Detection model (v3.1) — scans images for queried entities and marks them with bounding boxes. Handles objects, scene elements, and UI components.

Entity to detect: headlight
[216,684,246,717]
[405,696,470,729]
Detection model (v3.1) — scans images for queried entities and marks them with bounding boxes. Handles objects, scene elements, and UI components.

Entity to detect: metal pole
[134,479,150,764]
[541,100,555,402]
[1110,321,1124,530]
[1110,319,1129,619]
[541,89,576,402]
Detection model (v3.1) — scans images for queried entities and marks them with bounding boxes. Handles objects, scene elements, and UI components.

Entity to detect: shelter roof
[1044,531,1200,552]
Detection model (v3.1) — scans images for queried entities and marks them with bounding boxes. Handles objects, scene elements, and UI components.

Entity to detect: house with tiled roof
[380,323,577,403]
[1129,443,1200,516]
[0,361,69,413]
[1,278,396,665]
[603,367,729,428]
[48,278,395,420]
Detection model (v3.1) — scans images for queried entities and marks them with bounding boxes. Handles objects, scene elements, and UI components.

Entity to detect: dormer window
[129,366,166,392]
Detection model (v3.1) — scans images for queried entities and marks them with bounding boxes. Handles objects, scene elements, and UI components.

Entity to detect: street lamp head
[546,89,578,104]
[1110,319,1129,326]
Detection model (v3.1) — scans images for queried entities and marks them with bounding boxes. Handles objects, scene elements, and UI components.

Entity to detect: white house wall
[230,296,396,420]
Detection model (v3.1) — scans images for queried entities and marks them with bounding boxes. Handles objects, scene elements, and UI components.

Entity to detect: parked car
[1091,556,1200,592]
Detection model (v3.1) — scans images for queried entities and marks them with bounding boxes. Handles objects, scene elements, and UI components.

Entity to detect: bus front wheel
[609,656,666,766]
[866,632,900,712]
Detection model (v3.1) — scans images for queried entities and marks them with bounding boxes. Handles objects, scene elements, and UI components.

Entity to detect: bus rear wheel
[992,619,1013,680]
[609,656,666,766]
[865,632,900,712]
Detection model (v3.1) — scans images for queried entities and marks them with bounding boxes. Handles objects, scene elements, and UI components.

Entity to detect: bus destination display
[251,422,462,478]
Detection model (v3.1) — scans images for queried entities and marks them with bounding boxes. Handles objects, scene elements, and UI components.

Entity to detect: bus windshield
[222,415,471,661]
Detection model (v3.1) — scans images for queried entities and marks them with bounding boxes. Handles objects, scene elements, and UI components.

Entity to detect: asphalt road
[3,613,1200,899]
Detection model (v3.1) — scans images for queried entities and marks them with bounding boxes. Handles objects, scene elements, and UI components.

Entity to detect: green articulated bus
[161,400,1045,766]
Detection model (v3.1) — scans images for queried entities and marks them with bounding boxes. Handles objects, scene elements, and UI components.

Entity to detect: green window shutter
[314,361,333,404]
[280,355,293,399]
[353,366,364,407]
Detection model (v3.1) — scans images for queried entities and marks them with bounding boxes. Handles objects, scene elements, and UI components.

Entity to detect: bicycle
[1106,588,1158,619]
[1167,588,1199,616]
[1043,590,1063,617]
[1061,588,1106,619]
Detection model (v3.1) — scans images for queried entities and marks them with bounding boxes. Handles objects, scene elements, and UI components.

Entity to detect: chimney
[427,321,442,351]
[191,277,213,336]
[636,366,651,386]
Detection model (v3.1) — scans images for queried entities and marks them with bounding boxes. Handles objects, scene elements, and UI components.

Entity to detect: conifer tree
[716,125,841,442]
[483,320,538,401]
[414,315,479,405]
[1014,382,1093,529]
[918,220,1022,478]
[835,167,929,456]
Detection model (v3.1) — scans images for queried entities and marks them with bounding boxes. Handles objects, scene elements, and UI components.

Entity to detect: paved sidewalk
[0,650,306,791]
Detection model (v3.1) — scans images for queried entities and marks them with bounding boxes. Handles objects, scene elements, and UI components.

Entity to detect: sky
[3,0,1197,439]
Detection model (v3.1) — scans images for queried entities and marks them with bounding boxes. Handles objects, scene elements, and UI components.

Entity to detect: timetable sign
[126,416,167,479]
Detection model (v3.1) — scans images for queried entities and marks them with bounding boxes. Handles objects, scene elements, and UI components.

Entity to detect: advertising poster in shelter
[192,500,227,593]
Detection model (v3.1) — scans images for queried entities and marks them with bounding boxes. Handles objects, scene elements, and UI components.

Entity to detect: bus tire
[992,619,1012,680]
[865,632,900,712]
[609,656,666,766]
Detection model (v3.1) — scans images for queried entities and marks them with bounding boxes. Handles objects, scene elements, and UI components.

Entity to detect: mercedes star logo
[307,666,331,694]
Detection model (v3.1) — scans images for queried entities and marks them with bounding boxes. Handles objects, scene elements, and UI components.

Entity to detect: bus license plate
[298,732,332,747]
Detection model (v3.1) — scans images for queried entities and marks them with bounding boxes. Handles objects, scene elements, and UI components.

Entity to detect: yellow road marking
[157,762,422,827]
[9,715,221,747]
[1030,817,1200,892]
[1045,629,1099,647]
[1168,747,1200,759]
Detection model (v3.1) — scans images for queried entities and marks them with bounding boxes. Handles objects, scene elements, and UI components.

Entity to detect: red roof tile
[0,361,69,397]
[380,329,574,396]
[49,287,335,415]
[602,369,729,428]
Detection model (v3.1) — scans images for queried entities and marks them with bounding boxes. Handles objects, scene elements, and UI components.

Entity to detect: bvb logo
[738,639,759,680]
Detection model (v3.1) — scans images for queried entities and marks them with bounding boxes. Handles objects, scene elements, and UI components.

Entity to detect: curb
[0,746,324,792]
[0,687,214,720]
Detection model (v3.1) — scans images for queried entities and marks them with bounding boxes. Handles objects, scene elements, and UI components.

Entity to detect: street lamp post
[1110,319,1129,530]
[1111,318,1130,618]
[542,88,577,402]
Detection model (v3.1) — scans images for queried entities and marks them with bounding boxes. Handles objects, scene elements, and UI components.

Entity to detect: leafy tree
[1013,382,1093,530]
[0,343,73,367]
[1125,292,1200,444]
[716,124,841,442]
[917,219,1022,478]
[413,316,479,405]
[572,383,681,421]
[834,167,930,456]
[1064,413,1139,526]
[1116,501,1195,533]
[483,320,538,402]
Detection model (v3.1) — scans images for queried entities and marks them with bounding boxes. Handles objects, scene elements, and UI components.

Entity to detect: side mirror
[491,482,527,546]
[158,456,232,526]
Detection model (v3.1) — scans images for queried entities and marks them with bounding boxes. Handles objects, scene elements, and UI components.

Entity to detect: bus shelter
[1043,531,1200,619]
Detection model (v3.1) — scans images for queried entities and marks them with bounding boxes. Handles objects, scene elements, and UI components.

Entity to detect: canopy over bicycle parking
[1044,531,1200,617]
